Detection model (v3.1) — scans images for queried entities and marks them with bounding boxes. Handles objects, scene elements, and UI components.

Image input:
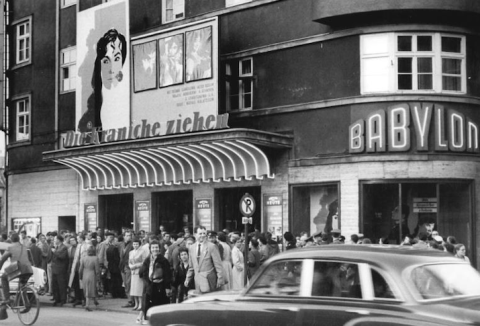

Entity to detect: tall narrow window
[239,58,253,110]
[61,47,76,92]
[16,20,31,64]
[162,0,185,23]
[16,98,30,141]
[225,58,253,111]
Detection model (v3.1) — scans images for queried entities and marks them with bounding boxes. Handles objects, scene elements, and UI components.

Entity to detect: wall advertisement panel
[76,0,130,133]
[131,18,218,128]
[136,200,151,232]
[195,198,212,231]
[84,203,98,232]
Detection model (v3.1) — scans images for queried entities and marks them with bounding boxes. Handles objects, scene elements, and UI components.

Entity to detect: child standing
[171,247,193,303]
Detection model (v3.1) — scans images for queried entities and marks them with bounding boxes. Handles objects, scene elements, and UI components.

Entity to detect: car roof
[270,244,464,269]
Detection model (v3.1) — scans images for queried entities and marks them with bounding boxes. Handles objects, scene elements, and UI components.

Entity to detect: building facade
[5,0,480,267]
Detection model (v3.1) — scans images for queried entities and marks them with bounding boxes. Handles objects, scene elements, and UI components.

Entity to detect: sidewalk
[39,294,139,314]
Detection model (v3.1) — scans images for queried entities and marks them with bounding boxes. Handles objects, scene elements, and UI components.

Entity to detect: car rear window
[248,260,303,296]
[410,263,480,300]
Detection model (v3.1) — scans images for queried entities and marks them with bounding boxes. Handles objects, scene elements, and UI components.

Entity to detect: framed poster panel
[84,203,98,232]
[136,200,151,232]
[133,41,158,92]
[185,26,212,82]
[159,34,184,88]
[195,198,212,230]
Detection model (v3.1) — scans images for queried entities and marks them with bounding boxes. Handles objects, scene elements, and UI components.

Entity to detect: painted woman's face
[101,38,123,89]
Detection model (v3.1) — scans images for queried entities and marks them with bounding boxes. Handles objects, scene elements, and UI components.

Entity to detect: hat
[207,231,217,237]
[433,235,443,243]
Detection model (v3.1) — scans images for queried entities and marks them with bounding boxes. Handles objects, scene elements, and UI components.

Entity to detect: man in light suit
[185,226,224,294]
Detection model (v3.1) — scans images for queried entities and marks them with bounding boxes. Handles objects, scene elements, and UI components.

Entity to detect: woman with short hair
[79,245,100,311]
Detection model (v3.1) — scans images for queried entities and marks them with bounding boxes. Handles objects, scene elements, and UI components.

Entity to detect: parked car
[0,242,47,295]
[148,245,480,326]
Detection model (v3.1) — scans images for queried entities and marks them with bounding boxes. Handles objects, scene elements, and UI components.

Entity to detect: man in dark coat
[29,238,43,268]
[51,235,69,306]
[105,232,124,298]
[119,231,134,307]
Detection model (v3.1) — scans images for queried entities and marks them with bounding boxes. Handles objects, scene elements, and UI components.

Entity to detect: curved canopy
[44,129,293,191]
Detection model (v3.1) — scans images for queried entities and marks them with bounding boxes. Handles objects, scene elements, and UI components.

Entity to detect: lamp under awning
[43,129,293,191]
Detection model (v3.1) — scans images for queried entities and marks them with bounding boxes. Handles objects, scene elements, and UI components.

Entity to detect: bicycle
[2,279,40,325]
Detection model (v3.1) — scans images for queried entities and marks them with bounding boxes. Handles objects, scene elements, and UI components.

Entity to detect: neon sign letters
[349,103,479,153]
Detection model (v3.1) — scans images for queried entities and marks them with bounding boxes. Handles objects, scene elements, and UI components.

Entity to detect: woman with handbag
[0,233,33,305]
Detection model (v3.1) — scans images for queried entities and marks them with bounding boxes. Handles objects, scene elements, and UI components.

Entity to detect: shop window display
[361,181,472,257]
[291,184,339,238]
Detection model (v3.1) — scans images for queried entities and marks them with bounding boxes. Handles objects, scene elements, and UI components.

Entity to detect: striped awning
[43,129,293,191]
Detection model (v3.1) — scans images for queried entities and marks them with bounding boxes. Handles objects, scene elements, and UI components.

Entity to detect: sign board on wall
[413,198,438,213]
[84,204,98,232]
[131,18,218,127]
[264,194,283,241]
[76,0,130,133]
[136,200,151,232]
[12,218,41,238]
[195,198,212,230]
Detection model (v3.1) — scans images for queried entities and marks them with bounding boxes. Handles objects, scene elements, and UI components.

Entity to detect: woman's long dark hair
[92,29,127,130]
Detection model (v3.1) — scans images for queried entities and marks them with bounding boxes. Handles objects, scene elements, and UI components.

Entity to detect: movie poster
[76,0,130,133]
[159,34,184,87]
[133,41,157,92]
[185,27,212,82]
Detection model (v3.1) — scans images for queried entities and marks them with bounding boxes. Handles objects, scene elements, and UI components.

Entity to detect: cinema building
[5,0,480,266]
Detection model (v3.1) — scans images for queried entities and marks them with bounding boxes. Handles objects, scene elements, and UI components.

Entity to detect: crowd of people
[0,225,284,324]
[0,224,472,324]
[289,228,471,262]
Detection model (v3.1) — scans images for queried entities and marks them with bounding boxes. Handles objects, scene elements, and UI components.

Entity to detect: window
[16,20,31,65]
[361,181,472,252]
[290,183,339,238]
[162,0,185,23]
[226,58,254,111]
[61,47,76,92]
[61,0,76,8]
[312,262,362,298]
[361,33,466,94]
[226,0,252,7]
[248,260,304,296]
[16,98,30,141]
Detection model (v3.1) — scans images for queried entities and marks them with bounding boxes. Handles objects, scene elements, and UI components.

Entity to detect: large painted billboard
[76,0,130,133]
[131,18,218,127]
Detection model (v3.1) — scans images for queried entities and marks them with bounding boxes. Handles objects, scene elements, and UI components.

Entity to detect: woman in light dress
[217,232,233,290]
[231,237,244,290]
[129,237,145,311]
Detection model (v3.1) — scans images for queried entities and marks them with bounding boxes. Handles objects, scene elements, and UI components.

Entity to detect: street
[1,305,141,326]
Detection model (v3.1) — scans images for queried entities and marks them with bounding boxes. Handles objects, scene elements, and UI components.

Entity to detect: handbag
[5,245,25,281]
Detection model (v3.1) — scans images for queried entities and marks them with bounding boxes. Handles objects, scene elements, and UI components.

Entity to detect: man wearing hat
[331,229,344,244]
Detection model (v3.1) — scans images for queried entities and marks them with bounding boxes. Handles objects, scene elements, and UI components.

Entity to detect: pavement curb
[39,295,138,315]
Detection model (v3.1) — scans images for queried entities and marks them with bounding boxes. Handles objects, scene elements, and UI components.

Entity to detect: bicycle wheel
[15,285,40,325]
